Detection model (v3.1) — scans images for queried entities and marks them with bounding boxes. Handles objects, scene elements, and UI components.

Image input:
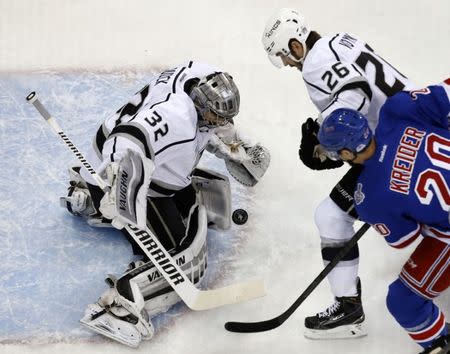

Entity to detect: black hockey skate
[304,277,367,339]
[419,334,450,354]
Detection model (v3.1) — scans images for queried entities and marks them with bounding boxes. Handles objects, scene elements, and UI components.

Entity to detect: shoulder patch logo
[354,183,365,205]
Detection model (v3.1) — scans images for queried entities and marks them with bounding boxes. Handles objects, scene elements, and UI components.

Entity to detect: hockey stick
[224,222,370,332]
[26,91,265,311]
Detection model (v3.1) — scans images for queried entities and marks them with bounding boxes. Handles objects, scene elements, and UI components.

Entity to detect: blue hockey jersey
[355,81,450,248]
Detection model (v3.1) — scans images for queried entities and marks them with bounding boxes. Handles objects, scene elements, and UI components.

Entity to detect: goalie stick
[26,91,265,311]
[224,222,370,332]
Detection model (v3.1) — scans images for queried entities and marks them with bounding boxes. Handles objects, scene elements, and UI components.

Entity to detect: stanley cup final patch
[354,183,365,205]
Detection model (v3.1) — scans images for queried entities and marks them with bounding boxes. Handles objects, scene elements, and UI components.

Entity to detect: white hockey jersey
[81,60,221,196]
[302,32,417,131]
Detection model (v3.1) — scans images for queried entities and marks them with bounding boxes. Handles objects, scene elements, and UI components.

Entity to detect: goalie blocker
[60,149,154,229]
[99,149,154,230]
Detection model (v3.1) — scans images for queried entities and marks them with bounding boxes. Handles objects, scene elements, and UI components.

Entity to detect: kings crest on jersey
[302,32,416,131]
[82,61,220,195]
[355,82,450,248]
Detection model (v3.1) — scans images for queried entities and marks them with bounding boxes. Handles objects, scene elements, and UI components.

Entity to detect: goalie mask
[190,72,240,126]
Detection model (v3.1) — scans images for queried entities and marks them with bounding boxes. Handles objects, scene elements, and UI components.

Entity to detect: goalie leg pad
[192,168,231,230]
[116,205,208,318]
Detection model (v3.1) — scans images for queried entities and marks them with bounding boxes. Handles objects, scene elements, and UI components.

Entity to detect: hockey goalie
[59,61,270,347]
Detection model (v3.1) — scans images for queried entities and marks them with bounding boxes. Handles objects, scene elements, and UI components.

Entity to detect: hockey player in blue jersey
[317,80,450,353]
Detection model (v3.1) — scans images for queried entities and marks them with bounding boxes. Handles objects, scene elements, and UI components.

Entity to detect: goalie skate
[80,302,154,348]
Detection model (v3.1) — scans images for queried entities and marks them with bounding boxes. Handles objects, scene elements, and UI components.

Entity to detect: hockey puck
[232,209,248,225]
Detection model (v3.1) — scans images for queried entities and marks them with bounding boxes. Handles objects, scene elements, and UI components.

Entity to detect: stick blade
[189,278,265,311]
[224,317,283,333]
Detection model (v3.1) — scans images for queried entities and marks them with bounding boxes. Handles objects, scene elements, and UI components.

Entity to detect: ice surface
[0,0,449,353]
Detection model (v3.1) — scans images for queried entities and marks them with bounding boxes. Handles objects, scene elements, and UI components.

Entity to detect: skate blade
[304,322,367,340]
[80,317,141,348]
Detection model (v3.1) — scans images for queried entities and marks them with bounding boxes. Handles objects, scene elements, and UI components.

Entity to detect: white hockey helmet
[261,8,311,68]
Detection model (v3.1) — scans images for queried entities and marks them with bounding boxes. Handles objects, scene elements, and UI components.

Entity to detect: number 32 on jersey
[144,110,169,142]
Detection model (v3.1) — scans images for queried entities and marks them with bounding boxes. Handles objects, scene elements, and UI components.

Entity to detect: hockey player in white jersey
[262,9,417,339]
[60,60,270,347]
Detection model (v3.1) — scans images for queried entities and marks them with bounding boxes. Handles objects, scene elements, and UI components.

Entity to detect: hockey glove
[207,124,270,186]
[299,117,344,170]
[207,124,250,163]
[225,144,270,186]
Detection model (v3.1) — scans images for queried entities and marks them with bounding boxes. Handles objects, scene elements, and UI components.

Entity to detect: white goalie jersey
[302,32,417,131]
[81,61,220,196]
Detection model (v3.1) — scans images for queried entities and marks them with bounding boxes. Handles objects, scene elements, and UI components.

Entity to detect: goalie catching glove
[207,124,270,186]
[99,149,154,230]
[225,144,270,186]
[207,124,250,162]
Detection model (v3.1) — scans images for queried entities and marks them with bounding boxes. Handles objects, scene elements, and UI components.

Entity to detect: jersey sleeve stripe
[304,79,331,94]
[351,63,363,76]
[425,227,450,241]
[172,66,187,93]
[155,132,198,156]
[357,97,367,111]
[328,34,340,61]
[388,225,421,248]
[334,81,373,101]
[109,123,155,160]
[149,93,172,109]
[94,123,108,159]
[116,85,150,124]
